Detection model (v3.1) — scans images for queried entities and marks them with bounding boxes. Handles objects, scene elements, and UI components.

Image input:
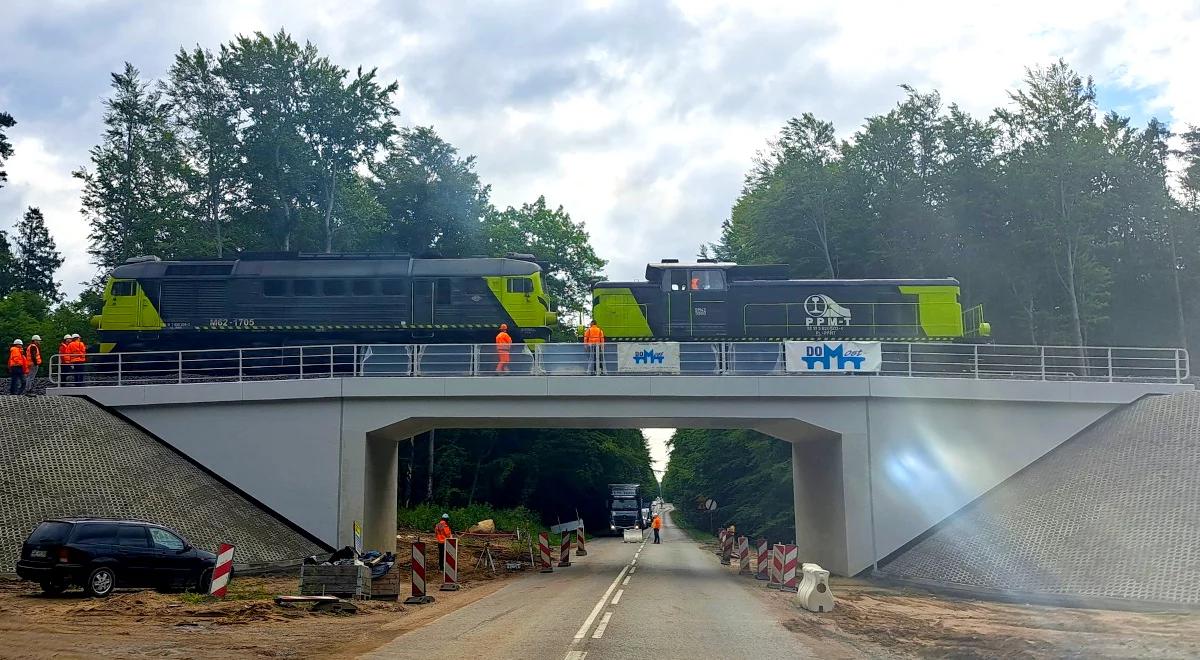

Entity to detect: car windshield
[28,521,71,543]
[611,499,639,510]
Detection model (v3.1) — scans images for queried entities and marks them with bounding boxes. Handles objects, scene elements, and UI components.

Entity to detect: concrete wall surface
[56,375,1192,574]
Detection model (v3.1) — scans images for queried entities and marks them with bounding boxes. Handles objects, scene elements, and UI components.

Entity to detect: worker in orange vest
[652,513,663,544]
[58,335,73,387]
[583,320,605,374]
[583,320,605,344]
[434,513,453,571]
[495,324,512,373]
[68,334,87,386]
[24,335,42,395]
[9,339,28,395]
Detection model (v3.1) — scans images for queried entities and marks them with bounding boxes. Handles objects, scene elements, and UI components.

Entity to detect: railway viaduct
[53,346,1191,577]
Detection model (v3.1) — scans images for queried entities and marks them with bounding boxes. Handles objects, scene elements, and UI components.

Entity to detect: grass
[175,578,276,604]
[397,503,546,536]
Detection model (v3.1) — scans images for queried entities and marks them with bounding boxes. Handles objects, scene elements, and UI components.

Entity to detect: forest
[3,31,1199,535]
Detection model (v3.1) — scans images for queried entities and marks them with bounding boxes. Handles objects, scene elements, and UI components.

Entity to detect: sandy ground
[0,530,527,660]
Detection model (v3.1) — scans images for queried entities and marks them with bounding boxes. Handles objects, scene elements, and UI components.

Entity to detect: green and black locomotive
[591,260,989,342]
[91,253,557,352]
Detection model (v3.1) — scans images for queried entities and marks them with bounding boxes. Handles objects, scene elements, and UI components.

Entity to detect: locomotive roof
[110,255,542,279]
[597,274,961,287]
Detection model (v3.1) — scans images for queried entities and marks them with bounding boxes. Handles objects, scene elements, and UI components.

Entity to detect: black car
[15,518,217,597]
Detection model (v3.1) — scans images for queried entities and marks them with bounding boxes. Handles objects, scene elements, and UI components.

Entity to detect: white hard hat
[72,334,80,339]
[64,334,71,340]
[31,335,40,341]
[441,513,449,519]
[13,338,22,345]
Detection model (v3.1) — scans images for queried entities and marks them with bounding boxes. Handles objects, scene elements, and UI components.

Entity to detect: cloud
[1,0,1198,295]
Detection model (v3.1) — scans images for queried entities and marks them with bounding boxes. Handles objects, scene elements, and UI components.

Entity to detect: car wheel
[85,567,116,597]
[40,580,66,596]
[197,568,213,593]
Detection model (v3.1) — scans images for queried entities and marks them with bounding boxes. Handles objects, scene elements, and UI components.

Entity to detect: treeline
[713,61,1200,351]
[74,30,604,315]
[665,61,1200,540]
[401,429,657,531]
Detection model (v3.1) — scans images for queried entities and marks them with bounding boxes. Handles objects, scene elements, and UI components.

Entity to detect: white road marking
[564,651,587,660]
[611,589,623,605]
[592,612,613,639]
[573,564,630,642]
[629,566,636,574]
[622,574,631,586]
[631,558,637,565]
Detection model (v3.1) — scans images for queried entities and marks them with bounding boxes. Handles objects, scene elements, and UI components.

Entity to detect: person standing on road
[9,339,27,395]
[495,324,512,373]
[24,335,41,395]
[434,513,453,571]
[652,513,663,544]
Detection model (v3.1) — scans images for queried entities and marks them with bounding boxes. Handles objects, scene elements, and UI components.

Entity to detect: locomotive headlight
[545,311,558,326]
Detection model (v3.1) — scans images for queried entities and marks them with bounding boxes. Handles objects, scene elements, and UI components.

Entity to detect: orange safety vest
[435,520,452,543]
[495,331,512,348]
[66,340,86,363]
[583,325,605,344]
[26,343,41,366]
[652,516,662,529]
[9,346,26,370]
[58,342,72,364]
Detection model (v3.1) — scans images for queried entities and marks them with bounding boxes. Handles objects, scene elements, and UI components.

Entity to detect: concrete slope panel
[0,396,324,573]
[119,399,343,546]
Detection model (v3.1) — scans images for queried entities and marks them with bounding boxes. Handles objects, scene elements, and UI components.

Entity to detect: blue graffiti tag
[633,349,665,364]
[802,344,866,370]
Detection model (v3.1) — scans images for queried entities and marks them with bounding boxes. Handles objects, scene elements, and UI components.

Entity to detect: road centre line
[612,589,623,605]
[622,574,631,586]
[592,612,613,639]
[564,651,587,660]
[629,566,636,574]
[573,564,630,642]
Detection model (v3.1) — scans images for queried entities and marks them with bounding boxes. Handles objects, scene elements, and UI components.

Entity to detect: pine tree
[12,207,63,301]
[0,111,14,190]
[0,231,19,296]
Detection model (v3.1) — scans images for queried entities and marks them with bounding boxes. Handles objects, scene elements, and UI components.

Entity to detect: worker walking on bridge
[9,339,27,395]
[434,513,453,571]
[652,513,663,544]
[495,324,512,373]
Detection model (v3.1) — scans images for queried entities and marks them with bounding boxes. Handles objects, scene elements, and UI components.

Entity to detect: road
[362,507,814,660]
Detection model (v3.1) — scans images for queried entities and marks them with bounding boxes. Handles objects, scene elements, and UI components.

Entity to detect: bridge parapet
[48,341,1190,387]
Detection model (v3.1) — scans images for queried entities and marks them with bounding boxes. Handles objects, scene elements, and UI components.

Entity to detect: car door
[115,524,156,587]
[70,522,119,580]
[148,527,193,587]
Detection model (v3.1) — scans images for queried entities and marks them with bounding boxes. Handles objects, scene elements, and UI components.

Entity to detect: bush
[397,503,545,536]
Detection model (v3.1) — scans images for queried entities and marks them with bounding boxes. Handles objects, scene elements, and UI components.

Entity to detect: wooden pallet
[370,568,401,598]
[300,564,370,598]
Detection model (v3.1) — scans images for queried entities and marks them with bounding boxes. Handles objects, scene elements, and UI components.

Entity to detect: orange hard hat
[500,323,508,331]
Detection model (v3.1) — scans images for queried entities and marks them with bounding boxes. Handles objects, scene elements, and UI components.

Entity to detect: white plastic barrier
[796,562,834,612]
[622,528,643,543]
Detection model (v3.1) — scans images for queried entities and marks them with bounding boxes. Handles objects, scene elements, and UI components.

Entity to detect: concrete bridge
[51,341,1192,576]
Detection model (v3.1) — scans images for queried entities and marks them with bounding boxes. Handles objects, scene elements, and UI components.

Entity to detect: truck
[607,483,647,533]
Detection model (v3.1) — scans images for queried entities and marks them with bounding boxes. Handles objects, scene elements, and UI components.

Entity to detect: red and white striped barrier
[558,531,573,567]
[208,543,234,597]
[720,531,733,565]
[737,536,750,574]
[404,540,434,604]
[538,531,553,573]
[768,543,784,589]
[576,525,588,556]
[716,529,726,555]
[755,538,769,580]
[441,537,460,591]
[782,544,798,590]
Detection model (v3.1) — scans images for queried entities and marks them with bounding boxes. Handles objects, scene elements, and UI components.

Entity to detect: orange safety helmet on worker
[583,320,605,344]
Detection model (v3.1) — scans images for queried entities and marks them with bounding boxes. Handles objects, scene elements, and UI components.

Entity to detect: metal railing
[46,342,1190,387]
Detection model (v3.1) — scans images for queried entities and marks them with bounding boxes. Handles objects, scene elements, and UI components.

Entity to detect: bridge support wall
[68,376,1190,575]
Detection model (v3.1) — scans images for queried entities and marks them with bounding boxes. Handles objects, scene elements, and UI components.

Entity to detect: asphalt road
[363,507,813,660]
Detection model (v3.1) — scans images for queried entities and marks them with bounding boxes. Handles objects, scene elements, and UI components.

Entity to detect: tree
[485,196,606,314]
[75,63,189,269]
[0,111,14,190]
[12,207,63,301]
[164,46,243,258]
[371,126,490,255]
[0,231,18,296]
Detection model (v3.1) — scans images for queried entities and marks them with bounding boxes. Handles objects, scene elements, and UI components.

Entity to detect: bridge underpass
[52,341,1192,577]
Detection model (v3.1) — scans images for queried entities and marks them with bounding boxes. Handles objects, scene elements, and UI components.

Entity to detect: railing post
[238,349,244,382]
[177,352,182,384]
[1039,346,1046,381]
[117,353,123,386]
[299,347,304,379]
[972,344,979,379]
[1107,347,1113,383]
[329,345,334,378]
[906,343,912,378]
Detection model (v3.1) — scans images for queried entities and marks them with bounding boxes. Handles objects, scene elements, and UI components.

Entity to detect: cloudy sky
[2,0,1196,473]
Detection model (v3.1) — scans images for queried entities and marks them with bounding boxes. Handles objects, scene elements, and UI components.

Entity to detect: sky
[2,0,1198,472]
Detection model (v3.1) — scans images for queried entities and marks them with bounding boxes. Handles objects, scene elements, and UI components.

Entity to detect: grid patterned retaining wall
[0,396,325,573]
[878,391,1200,606]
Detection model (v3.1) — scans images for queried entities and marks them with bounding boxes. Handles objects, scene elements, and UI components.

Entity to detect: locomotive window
[351,279,375,296]
[689,270,726,291]
[322,279,346,296]
[262,280,288,297]
[293,280,316,296]
[436,279,452,304]
[507,278,533,294]
[381,279,405,296]
[111,280,136,297]
[669,270,688,291]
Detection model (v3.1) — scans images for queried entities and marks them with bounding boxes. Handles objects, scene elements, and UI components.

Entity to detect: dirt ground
[0,530,528,660]
[763,579,1200,659]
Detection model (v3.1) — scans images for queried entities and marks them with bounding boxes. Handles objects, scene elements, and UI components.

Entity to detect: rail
[45,342,1190,386]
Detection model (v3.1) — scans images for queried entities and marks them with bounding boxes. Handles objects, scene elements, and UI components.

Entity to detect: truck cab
[608,483,646,532]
